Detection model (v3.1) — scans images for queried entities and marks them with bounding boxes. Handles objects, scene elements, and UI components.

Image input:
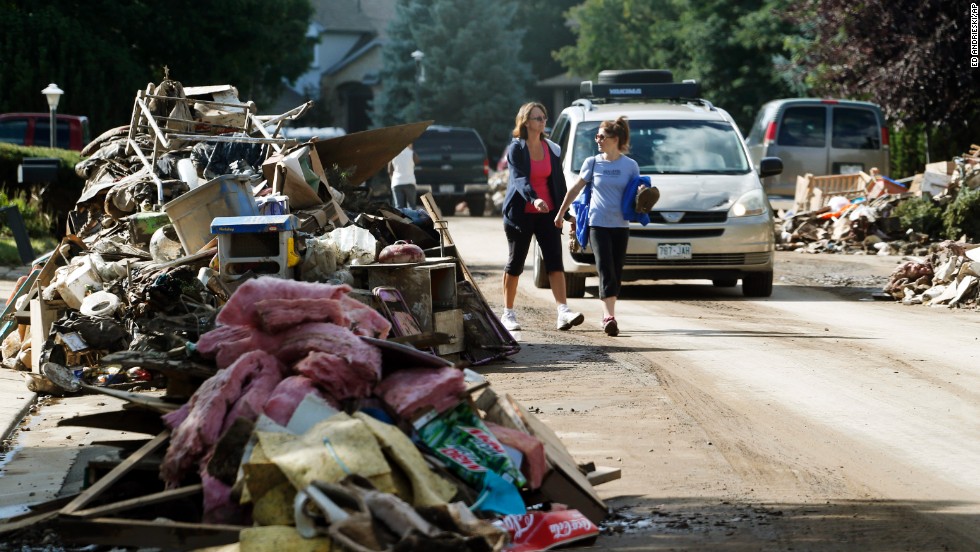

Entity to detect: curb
[0,370,36,443]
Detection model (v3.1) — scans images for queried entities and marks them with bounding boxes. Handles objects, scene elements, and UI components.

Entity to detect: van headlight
[730,189,768,217]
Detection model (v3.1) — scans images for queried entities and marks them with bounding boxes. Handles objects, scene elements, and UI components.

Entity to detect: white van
[745,99,889,197]
[541,70,781,298]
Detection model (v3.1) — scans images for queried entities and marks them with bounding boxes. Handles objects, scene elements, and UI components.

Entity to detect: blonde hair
[512,102,548,140]
[599,116,630,153]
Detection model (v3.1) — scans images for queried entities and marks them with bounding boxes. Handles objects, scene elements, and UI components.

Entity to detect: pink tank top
[524,146,553,213]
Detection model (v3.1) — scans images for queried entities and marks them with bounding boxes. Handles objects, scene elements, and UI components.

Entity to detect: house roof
[325,38,383,76]
[314,0,395,36]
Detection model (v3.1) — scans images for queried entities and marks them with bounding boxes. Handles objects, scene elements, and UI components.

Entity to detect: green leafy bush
[942,186,980,241]
[0,189,54,238]
[893,196,943,238]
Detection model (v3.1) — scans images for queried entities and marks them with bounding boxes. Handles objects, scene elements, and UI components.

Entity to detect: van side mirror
[758,157,783,178]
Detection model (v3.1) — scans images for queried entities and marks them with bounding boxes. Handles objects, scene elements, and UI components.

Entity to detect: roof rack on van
[577,79,712,109]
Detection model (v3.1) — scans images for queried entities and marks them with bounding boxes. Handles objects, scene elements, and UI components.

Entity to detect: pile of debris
[0,79,614,550]
[778,153,980,257]
[777,148,980,309]
[882,240,980,309]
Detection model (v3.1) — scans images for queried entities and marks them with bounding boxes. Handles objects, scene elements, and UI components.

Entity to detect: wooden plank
[586,466,622,487]
[70,484,202,519]
[505,394,608,523]
[56,517,243,549]
[60,430,170,516]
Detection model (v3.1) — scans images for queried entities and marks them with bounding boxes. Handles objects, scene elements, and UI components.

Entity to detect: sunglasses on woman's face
[529,116,547,122]
[595,133,610,141]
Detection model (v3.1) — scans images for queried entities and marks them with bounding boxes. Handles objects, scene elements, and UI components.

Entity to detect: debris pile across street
[0,80,615,550]
[775,147,980,309]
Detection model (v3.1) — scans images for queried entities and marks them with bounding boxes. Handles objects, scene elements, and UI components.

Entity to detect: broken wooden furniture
[793,172,872,213]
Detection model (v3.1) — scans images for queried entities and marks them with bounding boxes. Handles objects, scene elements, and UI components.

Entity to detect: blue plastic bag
[571,184,592,248]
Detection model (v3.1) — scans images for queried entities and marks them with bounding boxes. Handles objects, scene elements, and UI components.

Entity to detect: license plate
[439,184,456,194]
[839,164,863,174]
[658,243,692,260]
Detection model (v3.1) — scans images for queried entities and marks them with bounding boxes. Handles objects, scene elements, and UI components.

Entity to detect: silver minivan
[745,99,889,196]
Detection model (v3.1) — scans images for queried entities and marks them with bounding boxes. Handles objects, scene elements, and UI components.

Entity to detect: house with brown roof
[280,0,396,133]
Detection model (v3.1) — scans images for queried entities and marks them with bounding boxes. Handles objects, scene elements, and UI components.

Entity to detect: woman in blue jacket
[500,102,584,333]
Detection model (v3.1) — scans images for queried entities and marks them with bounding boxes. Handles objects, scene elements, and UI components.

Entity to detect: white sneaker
[501,311,521,331]
[556,310,584,331]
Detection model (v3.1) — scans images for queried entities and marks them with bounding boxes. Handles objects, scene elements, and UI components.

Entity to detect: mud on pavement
[467,261,972,551]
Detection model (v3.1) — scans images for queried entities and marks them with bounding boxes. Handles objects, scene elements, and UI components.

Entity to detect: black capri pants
[590,226,629,299]
[504,212,565,276]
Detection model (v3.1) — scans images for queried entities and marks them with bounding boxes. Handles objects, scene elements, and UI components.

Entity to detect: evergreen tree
[514,0,580,81]
[374,0,533,155]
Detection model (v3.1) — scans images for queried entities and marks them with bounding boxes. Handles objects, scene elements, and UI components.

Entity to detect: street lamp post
[410,50,424,121]
[41,83,64,149]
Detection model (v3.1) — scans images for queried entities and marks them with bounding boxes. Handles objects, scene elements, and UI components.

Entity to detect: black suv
[413,125,490,216]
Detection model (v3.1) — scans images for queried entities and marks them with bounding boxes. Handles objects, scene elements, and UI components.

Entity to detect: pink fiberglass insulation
[484,421,547,490]
[254,297,350,333]
[215,277,390,338]
[201,473,239,525]
[275,322,382,369]
[161,350,286,487]
[262,375,338,426]
[215,277,351,328]
[196,324,280,370]
[375,367,466,420]
[294,350,377,401]
[340,294,392,338]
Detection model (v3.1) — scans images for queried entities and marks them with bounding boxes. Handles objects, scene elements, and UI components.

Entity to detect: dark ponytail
[599,116,631,153]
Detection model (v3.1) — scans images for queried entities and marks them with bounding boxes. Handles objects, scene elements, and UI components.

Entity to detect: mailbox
[17,157,60,184]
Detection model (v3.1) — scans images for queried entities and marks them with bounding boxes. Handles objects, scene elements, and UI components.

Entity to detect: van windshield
[572,120,750,175]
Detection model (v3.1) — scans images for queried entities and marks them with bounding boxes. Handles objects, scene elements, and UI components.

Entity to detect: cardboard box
[262,145,325,210]
[921,161,955,195]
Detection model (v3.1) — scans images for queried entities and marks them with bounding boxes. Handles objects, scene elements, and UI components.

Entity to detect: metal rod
[127,138,166,204]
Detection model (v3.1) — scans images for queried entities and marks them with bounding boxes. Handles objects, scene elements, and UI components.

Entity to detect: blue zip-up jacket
[621,174,652,226]
[502,138,568,233]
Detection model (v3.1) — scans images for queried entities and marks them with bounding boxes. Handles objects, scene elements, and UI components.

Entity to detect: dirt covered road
[452,214,980,551]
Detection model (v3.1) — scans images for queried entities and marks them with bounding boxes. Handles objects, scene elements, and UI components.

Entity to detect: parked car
[542,69,781,298]
[745,99,889,197]
[413,125,490,216]
[0,113,91,151]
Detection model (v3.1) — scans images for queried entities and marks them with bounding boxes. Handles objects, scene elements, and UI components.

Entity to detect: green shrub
[942,186,980,241]
[0,189,54,238]
[0,142,84,221]
[893,196,943,238]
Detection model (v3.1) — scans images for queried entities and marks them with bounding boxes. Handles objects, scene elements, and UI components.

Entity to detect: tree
[373,0,533,155]
[0,0,314,136]
[786,0,979,166]
[513,0,580,81]
[555,0,798,131]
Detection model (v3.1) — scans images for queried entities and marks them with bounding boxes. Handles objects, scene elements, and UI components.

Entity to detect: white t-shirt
[390,147,416,186]
[579,154,639,228]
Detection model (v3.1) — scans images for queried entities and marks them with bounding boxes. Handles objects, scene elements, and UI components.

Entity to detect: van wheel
[712,278,737,287]
[742,271,773,297]
[565,273,586,298]
[597,70,673,84]
[466,194,485,217]
[532,244,550,289]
